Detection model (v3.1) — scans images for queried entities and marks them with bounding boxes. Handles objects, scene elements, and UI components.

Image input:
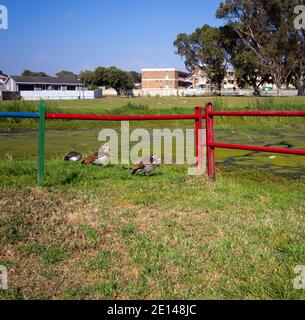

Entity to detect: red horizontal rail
[210,111,305,117]
[211,142,305,156]
[46,113,200,121]
[45,110,305,121]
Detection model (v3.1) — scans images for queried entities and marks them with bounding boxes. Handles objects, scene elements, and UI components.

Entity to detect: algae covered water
[0,128,304,179]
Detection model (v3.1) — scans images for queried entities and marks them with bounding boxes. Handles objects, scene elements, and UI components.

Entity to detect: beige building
[189,67,238,90]
[223,70,238,89]
[141,68,191,90]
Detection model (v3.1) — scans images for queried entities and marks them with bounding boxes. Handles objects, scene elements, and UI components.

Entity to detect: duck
[93,144,111,166]
[82,152,98,165]
[64,152,82,162]
[132,153,161,176]
[82,144,111,166]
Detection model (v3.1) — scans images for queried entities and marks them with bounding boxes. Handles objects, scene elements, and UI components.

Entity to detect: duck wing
[82,153,98,165]
[93,155,110,166]
[132,162,145,175]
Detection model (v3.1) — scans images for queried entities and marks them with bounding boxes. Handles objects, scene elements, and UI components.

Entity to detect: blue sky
[0,0,222,75]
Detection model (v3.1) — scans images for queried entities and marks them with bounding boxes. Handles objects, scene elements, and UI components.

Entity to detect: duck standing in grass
[82,144,111,166]
[132,153,161,176]
[64,152,82,162]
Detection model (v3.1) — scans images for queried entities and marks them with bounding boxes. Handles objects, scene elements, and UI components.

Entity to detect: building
[4,75,84,92]
[2,76,102,100]
[223,70,238,89]
[141,68,191,91]
[188,68,209,89]
[189,67,238,90]
[0,74,7,84]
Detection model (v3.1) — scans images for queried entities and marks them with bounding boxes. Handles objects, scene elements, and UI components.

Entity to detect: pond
[0,127,304,179]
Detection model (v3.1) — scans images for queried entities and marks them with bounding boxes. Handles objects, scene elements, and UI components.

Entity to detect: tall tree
[216,0,305,95]
[220,25,269,95]
[292,27,305,95]
[174,25,227,92]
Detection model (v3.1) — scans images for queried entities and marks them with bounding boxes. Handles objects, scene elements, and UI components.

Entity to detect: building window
[67,85,77,91]
[18,84,35,91]
[34,85,47,91]
[51,85,61,90]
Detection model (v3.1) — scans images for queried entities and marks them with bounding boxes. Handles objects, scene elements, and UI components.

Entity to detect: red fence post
[206,103,216,181]
[195,107,203,166]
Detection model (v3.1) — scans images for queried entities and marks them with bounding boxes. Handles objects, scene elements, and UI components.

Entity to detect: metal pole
[46,113,198,121]
[195,107,203,166]
[38,101,46,186]
[206,103,216,181]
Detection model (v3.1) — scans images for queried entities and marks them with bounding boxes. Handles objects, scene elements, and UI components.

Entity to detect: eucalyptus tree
[174,24,227,92]
[216,0,305,94]
[220,25,269,95]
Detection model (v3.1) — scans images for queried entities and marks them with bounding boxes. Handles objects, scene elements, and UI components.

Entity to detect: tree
[292,28,305,95]
[80,67,135,94]
[129,71,141,84]
[21,70,49,77]
[79,70,97,88]
[220,25,269,95]
[56,70,77,78]
[174,25,227,92]
[216,0,305,95]
[104,66,134,95]
[94,67,107,87]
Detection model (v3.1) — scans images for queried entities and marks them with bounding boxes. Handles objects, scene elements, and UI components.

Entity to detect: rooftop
[10,76,83,85]
[141,68,177,72]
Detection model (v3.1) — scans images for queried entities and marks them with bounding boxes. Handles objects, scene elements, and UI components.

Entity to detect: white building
[2,76,102,100]
[187,67,238,90]
[0,74,6,84]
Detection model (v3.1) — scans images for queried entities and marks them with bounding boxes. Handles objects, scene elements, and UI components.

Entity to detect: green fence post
[38,101,46,186]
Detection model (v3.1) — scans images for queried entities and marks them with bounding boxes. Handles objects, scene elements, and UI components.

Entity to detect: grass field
[0,96,304,300]
[1,96,305,130]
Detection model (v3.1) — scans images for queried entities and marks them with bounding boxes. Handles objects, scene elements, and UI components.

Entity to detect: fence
[20,89,103,101]
[204,104,305,180]
[140,88,299,97]
[0,101,304,185]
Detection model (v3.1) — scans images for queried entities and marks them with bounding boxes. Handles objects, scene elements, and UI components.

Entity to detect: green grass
[1,96,305,112]
[0,96,304,300]
[0,161,304,300]
[0,96,305,130]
